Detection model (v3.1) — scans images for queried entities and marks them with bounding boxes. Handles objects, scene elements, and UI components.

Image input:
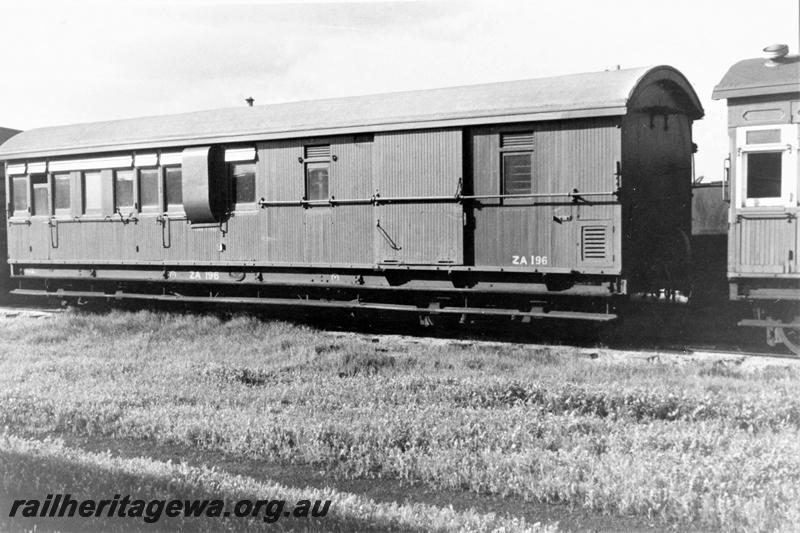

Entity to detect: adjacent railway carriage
[0,66,702,323]
[713,46,800,353]
[0,126,21,299]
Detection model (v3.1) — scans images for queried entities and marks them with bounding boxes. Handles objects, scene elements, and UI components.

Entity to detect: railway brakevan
[0,66,704,327]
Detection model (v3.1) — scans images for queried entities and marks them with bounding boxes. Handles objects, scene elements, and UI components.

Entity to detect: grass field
[1,310,800,531]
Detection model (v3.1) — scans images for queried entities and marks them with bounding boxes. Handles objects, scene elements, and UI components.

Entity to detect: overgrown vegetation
[1,310,800,531]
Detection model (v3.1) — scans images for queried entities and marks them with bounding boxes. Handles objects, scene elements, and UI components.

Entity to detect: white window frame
[736,124,798,208]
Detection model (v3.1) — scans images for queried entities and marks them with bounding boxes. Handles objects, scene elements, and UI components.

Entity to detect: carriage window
[114,169,135,210]
[229,162,256,205]
[304,144,330,202]
[12,176,27,216]
[53,173,71,213]
[738,124,797,207]
[305,162,329,201]
[164,166,182,210]
[746,152,782,199]
[31,175,49,216]
[139,168,159,209]
[502,153,532,195]
[83,171,103,215]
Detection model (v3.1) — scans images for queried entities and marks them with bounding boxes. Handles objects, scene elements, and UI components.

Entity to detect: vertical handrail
[159,215,171,249]
[49,218,58,249]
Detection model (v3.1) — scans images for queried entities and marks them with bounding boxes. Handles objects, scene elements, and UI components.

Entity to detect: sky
[0,0,798,180]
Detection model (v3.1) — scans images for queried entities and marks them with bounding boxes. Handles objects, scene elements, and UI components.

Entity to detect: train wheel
[776,315,800,356]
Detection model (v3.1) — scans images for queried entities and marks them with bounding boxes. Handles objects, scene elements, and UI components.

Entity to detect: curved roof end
[628,65,704,120]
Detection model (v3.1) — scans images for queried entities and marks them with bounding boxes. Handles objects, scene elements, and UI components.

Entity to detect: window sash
[139,168,160,210]
[305,162,329,201]
[736,124,797,207]
[31,176,49,217]
[229,162,256,206]
[12,176,28,216]
[53,173,71,213]
[114,169,135,210]
[164,166,183,211]
[83,171,103,215]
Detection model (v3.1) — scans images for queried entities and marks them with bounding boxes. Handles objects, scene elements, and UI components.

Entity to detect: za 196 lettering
[511,255,548,266]
[189,271,220,280]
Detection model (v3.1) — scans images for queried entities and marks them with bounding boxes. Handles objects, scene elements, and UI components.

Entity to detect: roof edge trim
[0,106,627,160]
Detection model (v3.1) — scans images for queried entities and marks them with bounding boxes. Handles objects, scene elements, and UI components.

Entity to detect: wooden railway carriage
[713,48,800,353]
[0,126,21,299]
[0,66,702,323]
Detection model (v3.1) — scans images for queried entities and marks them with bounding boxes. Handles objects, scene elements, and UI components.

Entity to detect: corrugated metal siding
[162,220,220,263]
[373,129,462,196]
[372,129,464,264]
[263,140,303,201]
[264,209,303,263]
[224,145,269,263]
[261,140,304,263]
[734,218,797,273]
[328,137,372,265]
[470,119,621,271]
[375,204,462,264]
[303,208,334,264]
[136,217,167,261]
[331,136,372,199]
[329,206,372,265]
[257,137,375,266]
[222,212,262,262]
[534,118,619,195]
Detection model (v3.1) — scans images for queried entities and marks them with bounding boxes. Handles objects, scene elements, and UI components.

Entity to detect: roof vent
[764,44,789,67]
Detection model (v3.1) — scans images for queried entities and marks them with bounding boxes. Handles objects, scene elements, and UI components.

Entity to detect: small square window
[12,176,27,216]
[305,162,329,201]
[83,171,103,215]
[230,162,256,205]
[139,168,159,209]
[164,166,182,209]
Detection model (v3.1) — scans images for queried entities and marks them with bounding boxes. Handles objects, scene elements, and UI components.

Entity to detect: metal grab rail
[736,212,797,222]
[8,213,190,225]
[257,189,619,208]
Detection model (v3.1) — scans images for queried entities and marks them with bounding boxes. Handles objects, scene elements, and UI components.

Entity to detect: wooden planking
[28,222,51,261]
[735,218,797,274]
[6,224,29,261]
